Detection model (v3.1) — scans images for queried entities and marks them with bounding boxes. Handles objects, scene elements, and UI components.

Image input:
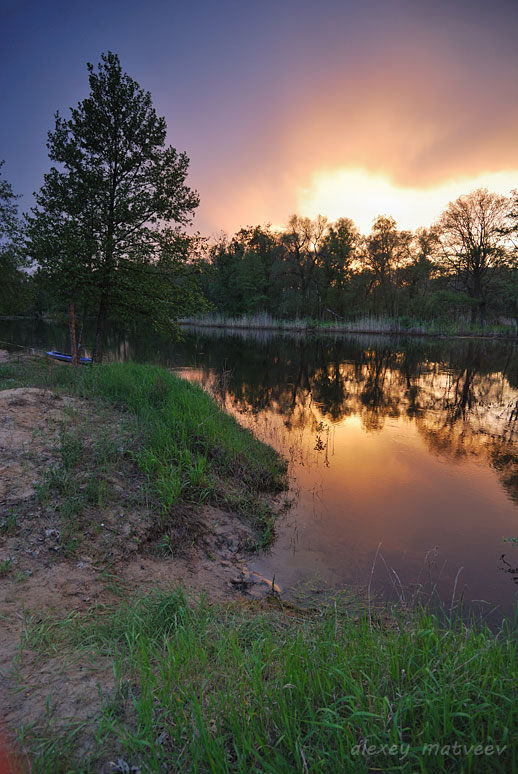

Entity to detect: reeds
[181,312,518,338]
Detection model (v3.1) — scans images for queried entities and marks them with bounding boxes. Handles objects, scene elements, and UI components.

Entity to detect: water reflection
[3,319,518,617]
[173,332,518,618]
[184,336,518,497]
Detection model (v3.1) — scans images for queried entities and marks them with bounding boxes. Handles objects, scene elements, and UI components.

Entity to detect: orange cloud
[185,2,518,235]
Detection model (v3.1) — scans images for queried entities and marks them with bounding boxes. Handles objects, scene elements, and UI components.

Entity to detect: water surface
[3,319,518,618]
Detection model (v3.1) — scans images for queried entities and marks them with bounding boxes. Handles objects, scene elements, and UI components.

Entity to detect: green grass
[21,588,518,773]
[3,357,517,772]
[1,357,287,542]
[0,557,14,576]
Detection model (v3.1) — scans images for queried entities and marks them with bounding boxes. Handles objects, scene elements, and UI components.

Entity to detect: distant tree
[319,217,359,317]
[397,227,438,318]
[496,189,518,327]
[27,52,202,361]
[205,225,281,315]
[435,188,511,327]
[361,215,412,315]
[0,161,30,314]
[280,214,328,317]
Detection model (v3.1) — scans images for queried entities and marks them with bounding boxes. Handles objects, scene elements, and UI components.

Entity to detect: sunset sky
[1,0,517,236]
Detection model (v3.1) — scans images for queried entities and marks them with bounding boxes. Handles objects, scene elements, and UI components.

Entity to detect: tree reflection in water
[169,330,518,610]
[4,318,518,612]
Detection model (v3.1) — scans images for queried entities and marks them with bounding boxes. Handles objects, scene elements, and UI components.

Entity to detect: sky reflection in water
[174,331,518,618]
[2,319,518,618]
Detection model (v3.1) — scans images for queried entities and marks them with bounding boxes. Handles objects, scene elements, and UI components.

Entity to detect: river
[3,318,518,620]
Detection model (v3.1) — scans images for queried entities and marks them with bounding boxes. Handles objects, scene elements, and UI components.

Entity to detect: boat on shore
[46,350,93,364]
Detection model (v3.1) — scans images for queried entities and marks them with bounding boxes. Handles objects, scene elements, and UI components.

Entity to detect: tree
[319,217,359,318]
[27,52,202,361]
[0,161,30,314]
[361,215,412,316]
[435,188,511,327]
[279,214,328,317]
[501,190,518,326]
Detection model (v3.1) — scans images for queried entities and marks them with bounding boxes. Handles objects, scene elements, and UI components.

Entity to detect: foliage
[434,188,511,326]
[0,161,32,314]
[360,215,412,316]
[27,52,205,359]
[195,191,518,329]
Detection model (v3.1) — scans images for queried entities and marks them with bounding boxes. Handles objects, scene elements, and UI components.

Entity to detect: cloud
[297,167,518,234]
[190,0,518,233]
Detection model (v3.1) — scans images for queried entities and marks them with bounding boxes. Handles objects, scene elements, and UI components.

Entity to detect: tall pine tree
[28,52,203,361]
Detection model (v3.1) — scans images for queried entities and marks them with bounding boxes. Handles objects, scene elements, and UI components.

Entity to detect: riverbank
[1,353,517,772]
[0,354,289,768]
[181,312,518,339]
[8,589,518,774]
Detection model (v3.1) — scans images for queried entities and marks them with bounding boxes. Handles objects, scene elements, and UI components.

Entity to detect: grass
[0,557,14,576]
[3,356,516,772]
[1,357,287,545]
[76,361,287,539]
[0,508,19,535]
[19,588,518,773]
[181,311,518,338]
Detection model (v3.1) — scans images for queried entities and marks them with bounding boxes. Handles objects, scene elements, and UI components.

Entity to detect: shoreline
[3,314,518,343]
[1,354,517,772]
[182,321,518,340]
[181,318,518,340]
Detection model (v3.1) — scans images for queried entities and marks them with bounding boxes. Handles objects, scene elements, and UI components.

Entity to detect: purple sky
[1,0,517,235]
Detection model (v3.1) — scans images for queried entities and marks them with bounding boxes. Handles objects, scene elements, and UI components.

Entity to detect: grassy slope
[1,357,287,544]
[24,589,517,773]
[2,357,517,772]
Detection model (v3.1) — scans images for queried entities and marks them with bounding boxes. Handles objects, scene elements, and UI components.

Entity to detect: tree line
[198,191,518,328]
[1,52,518,360]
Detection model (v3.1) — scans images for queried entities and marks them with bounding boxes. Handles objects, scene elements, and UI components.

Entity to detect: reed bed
[181,312,518,338]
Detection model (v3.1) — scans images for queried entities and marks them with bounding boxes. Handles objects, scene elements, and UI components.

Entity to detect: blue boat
[46,350,93,364]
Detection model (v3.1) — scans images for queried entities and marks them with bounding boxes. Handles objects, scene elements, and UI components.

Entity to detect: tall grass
[181,312,518,338]
[24,589,518,773]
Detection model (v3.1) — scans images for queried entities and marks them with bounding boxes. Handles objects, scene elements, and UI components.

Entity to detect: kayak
[46,350,93,364]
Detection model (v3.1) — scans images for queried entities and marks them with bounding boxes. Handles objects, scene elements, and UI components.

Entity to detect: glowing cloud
[297,168,518,234]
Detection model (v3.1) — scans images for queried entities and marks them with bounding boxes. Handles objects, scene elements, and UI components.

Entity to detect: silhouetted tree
[361,215,412,315]
[280,214,328,317]
[0,161,30,314]
[319,217,359,318]
[435,188,511,327]
[27,52,202,361]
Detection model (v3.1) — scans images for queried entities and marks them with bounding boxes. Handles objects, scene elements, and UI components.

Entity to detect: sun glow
[297,168,518,234]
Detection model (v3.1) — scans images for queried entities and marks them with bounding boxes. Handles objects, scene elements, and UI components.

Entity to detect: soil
[0,352,281,767]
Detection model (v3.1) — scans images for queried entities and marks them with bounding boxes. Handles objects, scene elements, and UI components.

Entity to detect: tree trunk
[76,302,88,358]
[68,302,78,368]
[92,296,107,364]
[473,274,486,328]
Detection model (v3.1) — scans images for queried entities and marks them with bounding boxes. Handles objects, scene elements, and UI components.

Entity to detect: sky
[1,0,517,236]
